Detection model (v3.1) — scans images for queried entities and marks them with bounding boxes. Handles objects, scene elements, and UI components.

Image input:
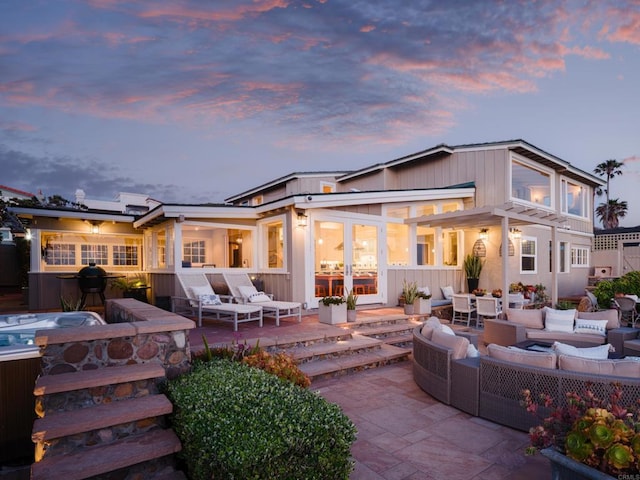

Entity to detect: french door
[311,216,383,308]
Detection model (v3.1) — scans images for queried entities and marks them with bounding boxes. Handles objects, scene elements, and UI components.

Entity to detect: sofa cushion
[577,309,620,330]
[574,318,608,337]
[552,341,612,359]
[420,316,443,339]
[526,329,606,346]
[506,308,544,329]
[487,343,557,369]
[558,355,640,376]
[544,308,576,333]
[432,330,469,360]
[441,286,455,300]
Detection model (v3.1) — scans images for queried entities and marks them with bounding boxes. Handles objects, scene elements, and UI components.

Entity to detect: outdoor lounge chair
[172,273,263,330]
[222,273,302,326]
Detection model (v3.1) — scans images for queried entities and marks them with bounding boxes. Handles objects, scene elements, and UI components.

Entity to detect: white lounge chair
[222,273,302,326]
[172,273,262,330]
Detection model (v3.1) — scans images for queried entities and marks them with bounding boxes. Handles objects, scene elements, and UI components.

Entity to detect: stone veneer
[33,298,195,462]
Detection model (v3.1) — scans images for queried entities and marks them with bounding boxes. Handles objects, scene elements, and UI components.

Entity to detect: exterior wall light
[296,211,308,227]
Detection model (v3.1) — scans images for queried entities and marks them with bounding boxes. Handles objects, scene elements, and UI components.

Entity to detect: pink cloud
[600,9,640,45]
[360,25,375,33]
[0,120,37,132]
[138,1,290,24]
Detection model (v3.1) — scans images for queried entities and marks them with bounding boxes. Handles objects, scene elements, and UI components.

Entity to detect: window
[572,246,589,267]
[416,226,435,266]
[386,206,409,219]
[183,240,206,264]
[386,223,409,265]
[320,181,335,193]
[442,203,459,213]
[113,245,139,266]
[416,205,436,217]
[520,237,537,273]
[156,230,166,268]
[511,159,551,207]
[562,180,588,218]
[252,195,263,206]
[558,241,568,273]
[264,220,284,269]
[81,245,108,265]
[442,230,459,266]
[46,244,76,265]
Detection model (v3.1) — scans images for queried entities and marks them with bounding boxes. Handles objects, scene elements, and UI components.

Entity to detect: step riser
[307,356,409,382]
[295,344,383,364]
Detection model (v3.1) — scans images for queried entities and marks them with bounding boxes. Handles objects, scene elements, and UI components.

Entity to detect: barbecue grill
[77,262,108,306]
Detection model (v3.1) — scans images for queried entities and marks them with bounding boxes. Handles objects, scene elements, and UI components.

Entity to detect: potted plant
[318,295,347,324]
[402,280,419,315]
[522,385,640,478]
[413,288,432,315]
[345,288,358,322]
[110,275,149,302]
[463,254,483,293]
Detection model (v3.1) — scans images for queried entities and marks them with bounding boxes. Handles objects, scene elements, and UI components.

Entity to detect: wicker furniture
[413,323,640,432]
[482,308,628,350]
[412,326,480,415]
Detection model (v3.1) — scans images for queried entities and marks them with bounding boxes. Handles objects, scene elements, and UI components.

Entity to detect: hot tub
[0,311,106,466]
[0,311,105,362]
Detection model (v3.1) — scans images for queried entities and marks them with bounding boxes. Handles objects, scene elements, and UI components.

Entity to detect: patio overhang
[404,202,568,230]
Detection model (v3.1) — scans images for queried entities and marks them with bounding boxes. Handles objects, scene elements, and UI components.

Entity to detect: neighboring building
[74,190,161,215]
[0,185,35,203]
[11,139,604,311]
[592,227,640,278]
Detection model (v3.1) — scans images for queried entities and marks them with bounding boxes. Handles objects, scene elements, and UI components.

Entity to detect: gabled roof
[224,171,352,203]
[0,184,36,199]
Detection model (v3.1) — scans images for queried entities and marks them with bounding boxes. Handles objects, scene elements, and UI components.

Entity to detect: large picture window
[512,159,552,207]
[386,223,409,266]
[263,219,284,269]
[180,224,253,268]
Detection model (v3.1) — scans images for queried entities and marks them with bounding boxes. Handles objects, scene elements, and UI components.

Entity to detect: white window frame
[320,181,336,193]
[558,241,569,273]
[510,154,555,209]
[520,236,537,274]
[561,178,589,219]
[571,246,590,267]
[257,214,288,272]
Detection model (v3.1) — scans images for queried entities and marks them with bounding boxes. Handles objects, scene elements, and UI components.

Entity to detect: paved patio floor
[189,308,551,479]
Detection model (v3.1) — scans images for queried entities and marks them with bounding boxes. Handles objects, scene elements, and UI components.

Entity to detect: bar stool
[315,285,327,297]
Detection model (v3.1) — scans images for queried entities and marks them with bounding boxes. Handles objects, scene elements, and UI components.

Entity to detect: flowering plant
[522,384,640,475]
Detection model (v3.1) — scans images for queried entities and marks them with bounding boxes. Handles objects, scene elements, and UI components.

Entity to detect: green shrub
[594,271,640,308]
[165,359,357,480]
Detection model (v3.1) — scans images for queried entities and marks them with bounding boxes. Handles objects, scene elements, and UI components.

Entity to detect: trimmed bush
[165,359,357,480]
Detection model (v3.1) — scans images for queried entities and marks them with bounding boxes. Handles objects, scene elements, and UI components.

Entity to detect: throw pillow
[190,285,215,298]
[248,292,271,303]
[418,286,431,297]
[199,294,222,306]
[574,318,608,337]
[431,330,469,360]
[552,341,612,359]
[237,284,259,301]
[440,324,455,336]
[420,316,443,339]
[441,286,455,300]
[467,343,480,358]
[544,308,576,333]
[577,310,620,330]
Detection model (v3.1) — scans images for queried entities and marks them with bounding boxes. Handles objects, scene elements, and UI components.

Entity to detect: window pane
[442,231,459,266]
[387,207,409,219]
[512,160,551,206]
[442,203,459,213]
[266,221,284,268]
[416,205,436,217]
[416,226,435,266]
[81,245,108,265]
[113,245,139,266]
[564,181,586,217]
[387,223,409,266]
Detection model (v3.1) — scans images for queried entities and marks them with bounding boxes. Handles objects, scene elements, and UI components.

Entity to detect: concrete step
[345,314,412,329]
[32,394,173,442]
[289,334,383,363]
[31,428,182,480]
[34,363,166,396]
[352,320,420,338]
[298,344,411,382]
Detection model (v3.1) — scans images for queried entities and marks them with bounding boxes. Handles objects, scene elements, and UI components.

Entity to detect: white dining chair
[452,294,476,327]
[475,296,502,328]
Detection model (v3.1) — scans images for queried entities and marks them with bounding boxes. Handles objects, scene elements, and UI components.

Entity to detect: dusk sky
[1,0,639,227]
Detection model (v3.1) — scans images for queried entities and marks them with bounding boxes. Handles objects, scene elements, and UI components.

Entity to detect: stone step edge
[299,344,411,380]
[290,335,384,362]
[346,314,411,326]
[33,394,173,442]
[353,322,421,336]
[34,363,166,396]
[31,428,182,480]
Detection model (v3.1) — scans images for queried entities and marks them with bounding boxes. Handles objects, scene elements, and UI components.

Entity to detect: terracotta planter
[319,303,347,324]
[540,448,615,480]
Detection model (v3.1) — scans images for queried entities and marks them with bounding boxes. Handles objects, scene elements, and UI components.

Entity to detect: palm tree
[593,159,624,201]
[596,199,628,229]
[593,159,625,228]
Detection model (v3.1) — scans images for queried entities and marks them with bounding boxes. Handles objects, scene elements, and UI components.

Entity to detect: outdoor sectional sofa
[412,324,640,433]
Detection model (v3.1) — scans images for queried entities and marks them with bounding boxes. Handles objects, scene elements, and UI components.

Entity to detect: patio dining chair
[452,294,476,328]
[173,273,263,330]
[475,296,502,328]
[614,296,638,328]
[507,293,528,309]
[222,272,302,326]
[585,289,602,311]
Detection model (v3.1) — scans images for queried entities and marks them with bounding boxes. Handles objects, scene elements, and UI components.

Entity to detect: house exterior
[12,140,604,312]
